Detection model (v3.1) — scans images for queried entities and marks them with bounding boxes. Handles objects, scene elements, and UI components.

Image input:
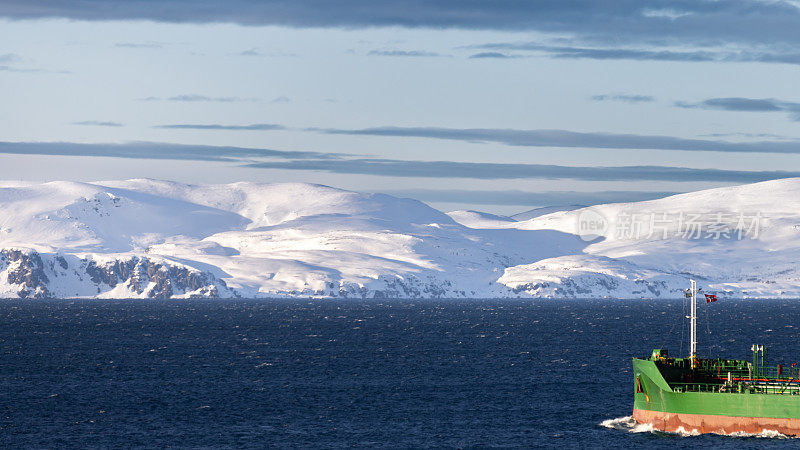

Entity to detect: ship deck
[656,355,800,396]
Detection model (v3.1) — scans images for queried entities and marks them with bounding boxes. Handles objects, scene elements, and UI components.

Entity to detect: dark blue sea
[1,298,798,448]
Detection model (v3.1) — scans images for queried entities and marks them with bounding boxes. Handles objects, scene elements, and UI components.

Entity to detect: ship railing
[753,366,800,380]
[708,368,751,378]
[671,381,800,395]
[693,364,799,381]
[661,359,800,380]
[670,382,724,393]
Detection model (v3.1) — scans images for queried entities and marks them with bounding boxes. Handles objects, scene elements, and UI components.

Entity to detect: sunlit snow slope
[0,179,797,298]
[498,179,800,298]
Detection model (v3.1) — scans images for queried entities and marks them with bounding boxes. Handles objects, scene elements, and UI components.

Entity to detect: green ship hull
[633,350,800,435]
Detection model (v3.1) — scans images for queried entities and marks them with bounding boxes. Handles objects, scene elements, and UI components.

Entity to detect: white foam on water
[599,416,655,433]
[674,426,700,436]
[601,416,796,439]
[720,429,793,439]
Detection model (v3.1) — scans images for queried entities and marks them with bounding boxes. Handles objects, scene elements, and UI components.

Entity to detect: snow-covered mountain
[0,179,798,299]
[498,178,800,298]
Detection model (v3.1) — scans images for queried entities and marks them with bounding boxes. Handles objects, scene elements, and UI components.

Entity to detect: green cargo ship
[632,280,800,435]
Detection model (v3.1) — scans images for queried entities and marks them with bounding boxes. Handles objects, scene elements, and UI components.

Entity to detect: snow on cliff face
[1,178,798,299]
[0,249,232,299]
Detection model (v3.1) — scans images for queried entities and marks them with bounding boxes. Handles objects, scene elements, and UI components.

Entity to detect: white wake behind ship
[0,178,798,299]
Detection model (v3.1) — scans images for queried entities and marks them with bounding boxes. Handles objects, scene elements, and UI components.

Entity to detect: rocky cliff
[0,249,233,299]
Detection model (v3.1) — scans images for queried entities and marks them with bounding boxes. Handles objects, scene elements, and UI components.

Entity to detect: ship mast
[689,279,697,368]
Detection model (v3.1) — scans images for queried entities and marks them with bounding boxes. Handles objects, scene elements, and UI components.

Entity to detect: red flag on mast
[705,294,717,303]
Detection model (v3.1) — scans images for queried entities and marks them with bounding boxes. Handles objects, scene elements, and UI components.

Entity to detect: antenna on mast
[690,279,697,367]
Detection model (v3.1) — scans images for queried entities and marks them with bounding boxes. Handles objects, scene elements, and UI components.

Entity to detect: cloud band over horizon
[0,140,798,183]
[245,158,800,182]
[319,126,800,154]
[0,141,335,162]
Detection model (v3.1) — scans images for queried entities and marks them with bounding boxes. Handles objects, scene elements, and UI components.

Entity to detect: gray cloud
[236,48,297,57]
[0,53,22,64]
[141,94,257,102]
[2,1,800,48]
[73,120,124,127]
[319,126,800,154]
[367,49,442,57]
[383,189,679,206]
[470,43,718,61]
[0,141,335,162]
[245,158,800,183]
[676,97,783,112]
[592,94,655,103]
[550,47,716,62]
[8,1,800,70]
[0,53,49,73]
[675,97,800,120]
[464,42,800,66]
[468,52,520,59]
[271,95,290,103]
[0,66,41,73]
[0,65,69,74]
[700,132,796,140]
[1,140,797,184]
[155,123,285,131]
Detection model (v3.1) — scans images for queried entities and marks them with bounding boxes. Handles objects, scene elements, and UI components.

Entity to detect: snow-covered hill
[1,179,798,299]
[500,179,800,298]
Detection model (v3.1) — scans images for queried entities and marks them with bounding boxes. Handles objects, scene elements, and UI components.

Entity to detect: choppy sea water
[0,298,799,448]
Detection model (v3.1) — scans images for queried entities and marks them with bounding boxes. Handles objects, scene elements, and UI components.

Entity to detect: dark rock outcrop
[84,256,227,298]
[0,248,232,299]
[0,249,51,298]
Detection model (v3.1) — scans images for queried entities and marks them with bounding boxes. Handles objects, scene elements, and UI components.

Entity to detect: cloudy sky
[2,1,800,214]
